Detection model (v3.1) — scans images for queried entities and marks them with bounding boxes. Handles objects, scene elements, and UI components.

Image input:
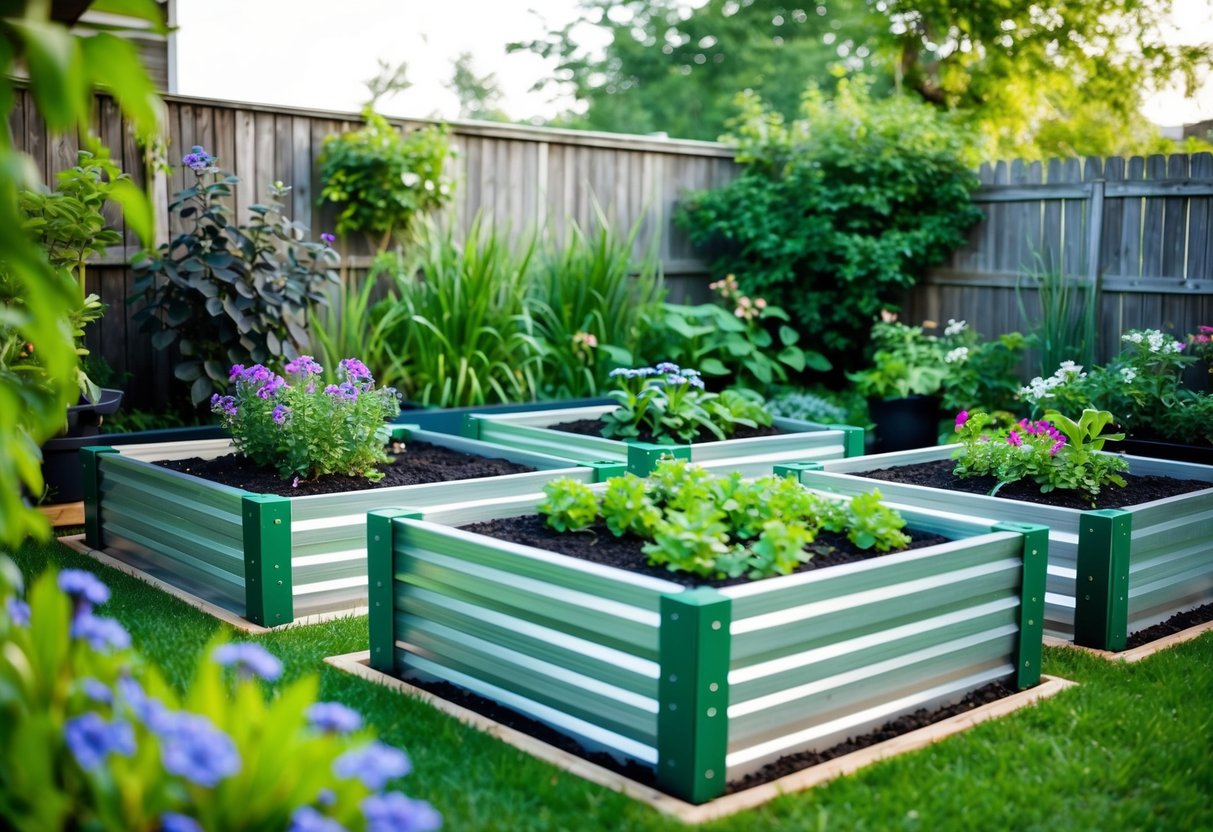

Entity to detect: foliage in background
[133,148,338,407]
[528,213,664,399]
[938,328,1030,415]
[375,217,543,407]
[447,52,511,122]
[0,0,162,547]
[679,81,981,365]
[765,390,849,426]
[0,559,438,831]
[213,358,400,482]
[1017,254,1100,378]
[650,273,829,390]
[540,459,909,580]
[846,316,951,400]
[318,110,455,250]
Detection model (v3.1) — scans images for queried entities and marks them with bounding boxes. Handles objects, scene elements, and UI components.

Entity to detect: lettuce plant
[0,560,439,832]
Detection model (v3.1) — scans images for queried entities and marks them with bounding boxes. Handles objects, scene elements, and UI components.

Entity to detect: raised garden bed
[364,488,1048,804]
[786,446,1213,651]
[462,404,863,476]
[81,426,617,626]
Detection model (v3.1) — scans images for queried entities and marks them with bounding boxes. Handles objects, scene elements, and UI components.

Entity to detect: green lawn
[11,536,1212,831]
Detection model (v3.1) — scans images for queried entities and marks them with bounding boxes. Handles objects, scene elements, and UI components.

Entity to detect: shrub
[678,80,981,363]
[212,357,400,481]
[0,560,439,832]
[765,390,848,425]
[133,146,338,407]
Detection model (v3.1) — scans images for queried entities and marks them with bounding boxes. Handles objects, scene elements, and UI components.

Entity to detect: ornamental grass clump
[538,459,909,580]
[601,362,772,444]
[953,408,1128,503]
[0,559,440,832]
[212,356,400,482]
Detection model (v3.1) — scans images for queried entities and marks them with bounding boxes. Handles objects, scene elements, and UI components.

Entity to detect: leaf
[108,178,155,245]
[151,329,178,350]
[700,357,729,375]
[190,375,212,405]
[778,325,800,346]
[777,345,806,371]
[174,361,203,381]
[803,350,832,372]
[205,297,224,316]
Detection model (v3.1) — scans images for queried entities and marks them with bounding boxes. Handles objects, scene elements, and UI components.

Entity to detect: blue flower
[71,613,131,652]
[607,367,635,379]
[333,741,411,790]
[338,358,372,382]
[65,713,135,770]
[81,678,113,704]
[157,712,241,787]
[116,676,169,729]
[272,404,291,425]
[655,362,680,374]
[161,813,203,832]
[306,702,363,735]
[182,145,217,172]
[6,597,30,627]
[212,642,282,682]
[58,569,110,611]
[289,806,348,832]
[362,793,442,832]
[316,788,336,807]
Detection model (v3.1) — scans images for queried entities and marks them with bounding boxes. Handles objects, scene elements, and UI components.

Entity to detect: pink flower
[1007,430,1022,447]
[1050,439,1066,456]
[955,410,969,430]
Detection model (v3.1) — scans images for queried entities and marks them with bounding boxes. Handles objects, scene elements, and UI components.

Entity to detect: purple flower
[81,678,113,703]
[320,233,336,246]
[306,702,363,735]
[65,713,135,770]
[211,394,238,418]
[955,410,969,430]
[289,806,348,832]
[334,741,411,790]
[116,677,170,730]
[6,597,30,627]
[212,642,283,682]
[338,358,373,383]
[285,355,324,378]
[229,364,246,381]
[292,476,301,488]
[272,404,290,425]
[72,613,131,653]
[1007,430,1022,447]
[182,145,216,172]
[1050,439,1066,456]
[255,374,287,399]
[157,712,241,787]
[325,382,360,402]
[362,793,442,832]
[655,362,680,374]
[59,569,110,611]
[161,813,204,832]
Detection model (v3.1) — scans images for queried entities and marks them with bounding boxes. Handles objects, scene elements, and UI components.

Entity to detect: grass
[11,535,1213,831]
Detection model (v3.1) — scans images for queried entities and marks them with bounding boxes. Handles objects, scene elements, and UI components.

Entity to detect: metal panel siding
[1125,492,1213,630]
[478,419,624,462]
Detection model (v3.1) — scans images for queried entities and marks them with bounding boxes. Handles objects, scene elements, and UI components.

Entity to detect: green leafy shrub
[0,560,439,832]
[318,109,455,249]
[846,316,950,400]
[537,458,911,580]
[133,147,338,407]
[212,357,400,482]
[678,80,981,363]
[765,390,847,425]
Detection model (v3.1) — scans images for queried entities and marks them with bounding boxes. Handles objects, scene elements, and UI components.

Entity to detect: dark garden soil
[155,441,535,497]
[549,417,785,444]
[459,514,950,589]
[856,459,1211,510]
[1124,603,1213,649]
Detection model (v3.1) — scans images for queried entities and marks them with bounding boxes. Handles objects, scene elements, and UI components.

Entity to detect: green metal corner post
[626,442,691,477]
[460,414,483,440]
[242,494,293,627]
[579,461,627,482]
[656,587,732,804]
[81,446,120,549]
[773,461,824,481]
[831,424,865,458]
[1074,509,1133,651]
[367,509,421,674]
[994,522,1048,689]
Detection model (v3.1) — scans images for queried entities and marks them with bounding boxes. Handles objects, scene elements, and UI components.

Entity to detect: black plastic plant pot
[867,395,941,453]
[41,388,125,503]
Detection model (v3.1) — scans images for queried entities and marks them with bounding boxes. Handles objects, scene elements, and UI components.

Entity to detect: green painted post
[773,461,824,481]
[830,424,865,458]
[994,522,1048,689]
[242,494,293,627]
[579,461,627,482]
[81,446,120,549]
[1074,509,1133,651]
[367,509,423,674]
[390,425,418,443]
[656,587,731,804]
[460,414,482,440]
[626,442,691,477]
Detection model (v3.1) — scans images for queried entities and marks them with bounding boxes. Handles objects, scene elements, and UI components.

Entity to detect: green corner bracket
[242,494,293,627]
[579,461,628,482]
[656,587,731,805]
[773,461,825,482]
[829,424,865,458]
[367,509,423,674]
[625,442,691,477]
[390,425,419,444]
[460,414,483,440]
[1074,509,1133,651]
[81,446,120,549]
[994,521,1048,689]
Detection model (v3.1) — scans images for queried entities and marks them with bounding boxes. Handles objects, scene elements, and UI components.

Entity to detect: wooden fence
[908,153,1213,367]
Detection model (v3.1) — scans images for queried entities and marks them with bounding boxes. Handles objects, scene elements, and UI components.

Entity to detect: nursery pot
[866,395,940,453]
[40,388,124,503]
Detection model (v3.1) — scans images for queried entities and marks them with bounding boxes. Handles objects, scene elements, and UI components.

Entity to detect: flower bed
[364,486,1048,804]
[786,447,1213,650]
[81,426,612,626]
[462,404,862,475]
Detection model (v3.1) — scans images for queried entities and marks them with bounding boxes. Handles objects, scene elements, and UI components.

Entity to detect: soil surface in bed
[857,459,1210,510]
[1124,603,1213,649]
[550,417,785,444]
[155,441,535,496]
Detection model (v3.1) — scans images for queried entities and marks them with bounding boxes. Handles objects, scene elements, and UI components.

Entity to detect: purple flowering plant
[0,559,440,831]
[953,407,1128,503]
[213,356,400,482]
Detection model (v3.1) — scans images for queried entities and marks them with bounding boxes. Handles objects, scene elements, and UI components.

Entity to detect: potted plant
[790,408,1213,651]
[80,356,621,627]
[463,362,864,476]
[365,459,1049,804]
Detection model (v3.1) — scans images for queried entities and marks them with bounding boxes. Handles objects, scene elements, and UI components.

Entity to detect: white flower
[1120,367,1138,383]
[944,347,969,364]
[400,172,421,188]
[1122,332,1144,345]
[1056,360,1084,377]
[944,319,968,337]
[1147,331,1166,352]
